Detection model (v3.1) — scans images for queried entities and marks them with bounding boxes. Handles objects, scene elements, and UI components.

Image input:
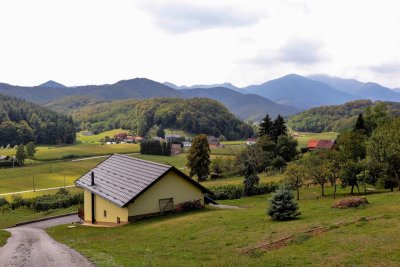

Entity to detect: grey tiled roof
[75,154,172,207]
[75,154,210,207]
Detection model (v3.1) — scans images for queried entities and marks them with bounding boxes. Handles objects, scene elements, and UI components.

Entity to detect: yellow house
[75,154,211,224]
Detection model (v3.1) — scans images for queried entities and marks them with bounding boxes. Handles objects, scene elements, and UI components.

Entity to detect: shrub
[175,199,203,212]
[0,197,8,207]
[267,184,300,221]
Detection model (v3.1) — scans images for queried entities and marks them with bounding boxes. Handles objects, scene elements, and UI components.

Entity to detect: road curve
[0,215,93,267]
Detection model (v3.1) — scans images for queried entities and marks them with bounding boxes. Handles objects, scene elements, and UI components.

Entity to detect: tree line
[0,94,76,146]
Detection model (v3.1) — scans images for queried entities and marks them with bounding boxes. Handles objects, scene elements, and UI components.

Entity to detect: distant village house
[307,139,336,151]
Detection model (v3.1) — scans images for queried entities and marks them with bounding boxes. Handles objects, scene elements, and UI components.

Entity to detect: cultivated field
[47,188,400,266]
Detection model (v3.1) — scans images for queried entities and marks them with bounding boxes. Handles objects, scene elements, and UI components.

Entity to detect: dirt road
[0,215,93,267]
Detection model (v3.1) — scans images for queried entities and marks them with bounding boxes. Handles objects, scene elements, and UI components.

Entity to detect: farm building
[307,139,336,151]
[75,154,211,225]
[208,136,224,148]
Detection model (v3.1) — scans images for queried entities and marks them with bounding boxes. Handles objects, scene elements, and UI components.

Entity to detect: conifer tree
[353,113,367,133]
[267,184,300,221]
[259,114,274,137]
[187,134,211,181]
[272,115,287,141]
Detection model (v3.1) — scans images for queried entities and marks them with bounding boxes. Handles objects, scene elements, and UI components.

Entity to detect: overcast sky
[1,0,400,88]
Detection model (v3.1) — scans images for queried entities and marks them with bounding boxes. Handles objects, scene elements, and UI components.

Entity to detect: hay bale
[332,197,369,209]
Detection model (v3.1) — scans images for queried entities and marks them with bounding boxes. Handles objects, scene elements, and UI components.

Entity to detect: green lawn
[47,189,400,266]
[0,230,10,247]
[294,132,338,148]
[0,158,103,195]
[0,205,79,229]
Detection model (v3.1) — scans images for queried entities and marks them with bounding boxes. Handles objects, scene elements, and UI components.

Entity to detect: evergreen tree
[272,115,287,141]
[16,144,26,165]
[267,184,300,221]
[242,157,259,196]
[353,113,367,133]
[156,126,165,138]
[25,142,36,159]
[259,114,274,137]
[187,134,211,181]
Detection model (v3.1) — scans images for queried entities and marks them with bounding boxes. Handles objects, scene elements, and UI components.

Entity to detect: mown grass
[0,158,103,195]
[0,230,10,247]
[47,189,400,266]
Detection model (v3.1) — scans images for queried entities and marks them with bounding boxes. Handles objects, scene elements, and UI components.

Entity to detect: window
[159,198,174,213]
[103,210,107,217]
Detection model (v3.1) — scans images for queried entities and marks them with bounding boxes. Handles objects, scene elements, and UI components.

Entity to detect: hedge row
[10,190,83,212]
[206,182,279,200]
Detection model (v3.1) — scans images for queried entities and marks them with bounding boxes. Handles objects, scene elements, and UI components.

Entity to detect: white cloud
[0,0,400,88]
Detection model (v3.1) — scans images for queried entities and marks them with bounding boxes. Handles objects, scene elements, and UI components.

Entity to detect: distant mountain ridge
[39,80,66,88]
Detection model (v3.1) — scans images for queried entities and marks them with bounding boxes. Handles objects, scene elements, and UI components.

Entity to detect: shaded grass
[0,230,10,247]
[47,190,400,266]
[0,205,79,229]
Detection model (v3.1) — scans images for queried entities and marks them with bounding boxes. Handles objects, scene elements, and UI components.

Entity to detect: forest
[0,94,76,146]
[73,98,254,140]
[288,99,400,132]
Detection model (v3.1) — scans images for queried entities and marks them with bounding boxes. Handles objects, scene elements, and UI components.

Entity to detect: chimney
[91,171,95,186]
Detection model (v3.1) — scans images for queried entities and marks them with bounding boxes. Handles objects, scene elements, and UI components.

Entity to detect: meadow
[47,188,400,267]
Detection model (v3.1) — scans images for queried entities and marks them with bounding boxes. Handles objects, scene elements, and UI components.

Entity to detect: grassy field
[47,188,400,266]
[0,158,103,195]
[294,132,338,148]
[77,129,128,144]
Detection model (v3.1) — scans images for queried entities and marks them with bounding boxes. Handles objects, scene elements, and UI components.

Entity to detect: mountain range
[1,74,400,121]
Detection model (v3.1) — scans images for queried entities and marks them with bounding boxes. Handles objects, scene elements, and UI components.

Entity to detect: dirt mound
[332,197,369,209]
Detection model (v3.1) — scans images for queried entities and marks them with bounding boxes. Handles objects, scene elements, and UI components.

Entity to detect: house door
[159,198,173,213]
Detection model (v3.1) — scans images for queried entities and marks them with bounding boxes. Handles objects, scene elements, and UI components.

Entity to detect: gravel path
[0,215,93,267]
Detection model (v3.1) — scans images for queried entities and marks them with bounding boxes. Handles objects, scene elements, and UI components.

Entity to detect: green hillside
[0,94,76,146]
[73,98,254,140]
[288,100,400,132]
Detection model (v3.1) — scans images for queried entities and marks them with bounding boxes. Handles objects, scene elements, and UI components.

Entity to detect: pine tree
[187,134,211,181]
[267,184,300,221]
[259,114,274,137]
[353,113,367,133]
[242,158,259,196]
[272,115,287,141]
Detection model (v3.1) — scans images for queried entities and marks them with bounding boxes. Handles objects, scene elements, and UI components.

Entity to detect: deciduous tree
[187,134,211,181]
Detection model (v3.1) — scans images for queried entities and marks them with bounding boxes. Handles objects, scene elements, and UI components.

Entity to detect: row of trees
[285,103,400,200]
[140,140,172,156]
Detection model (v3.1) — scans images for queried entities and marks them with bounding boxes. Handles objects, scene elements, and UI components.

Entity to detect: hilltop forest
[0,94,76,146]
[288,100,400,132]
[73,98,254,140]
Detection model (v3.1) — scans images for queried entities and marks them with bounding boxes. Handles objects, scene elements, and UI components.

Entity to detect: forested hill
[73,98,254,140]
[0,94,76,146]
[288,100,400,132]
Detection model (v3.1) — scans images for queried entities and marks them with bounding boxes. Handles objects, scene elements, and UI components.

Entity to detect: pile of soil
[332,197,369,209]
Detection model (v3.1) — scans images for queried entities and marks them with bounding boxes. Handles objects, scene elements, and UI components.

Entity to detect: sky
[1,0,400,88]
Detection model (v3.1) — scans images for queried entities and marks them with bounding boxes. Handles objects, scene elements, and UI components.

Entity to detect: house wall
[127,170,204,219]
[83,189,129,223]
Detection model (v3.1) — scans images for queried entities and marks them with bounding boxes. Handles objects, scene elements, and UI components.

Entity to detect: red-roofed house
[307,139,336,151]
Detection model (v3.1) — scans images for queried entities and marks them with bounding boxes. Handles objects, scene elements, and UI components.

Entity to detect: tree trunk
[356,183,360,195]
[297,188,300,201]
[321,185,324,196]
[333,184,337,199]
[351,185,354,194]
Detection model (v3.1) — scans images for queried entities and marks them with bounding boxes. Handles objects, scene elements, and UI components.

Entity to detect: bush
[267,184,300,221]
[0,197,8,207]
[175,199,203,212]
[207,182,278,200]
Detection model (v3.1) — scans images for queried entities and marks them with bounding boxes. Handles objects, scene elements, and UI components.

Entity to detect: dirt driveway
[0,215,93,267]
